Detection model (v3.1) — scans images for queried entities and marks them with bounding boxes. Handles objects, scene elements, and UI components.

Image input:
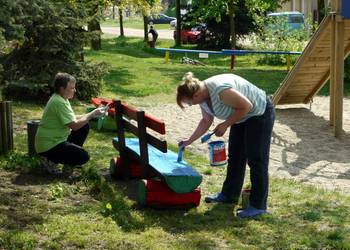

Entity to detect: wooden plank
[121,103,166,135]
[303,61,332,67]
[123,119,138,136]
[272,15,332,105]
[334,16,344,137]
[122,119,167,153]
[144,114,166,135]
[307,56,330,62]
[121,103,138,121]
[278,96,308,104]
[292,79,324,84]
[146,134,167,153]
[137,110,150,178]
[304,71,330,103]
[330,14,336,126]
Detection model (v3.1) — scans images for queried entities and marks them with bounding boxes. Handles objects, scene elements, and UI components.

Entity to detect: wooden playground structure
[272,0,350,137]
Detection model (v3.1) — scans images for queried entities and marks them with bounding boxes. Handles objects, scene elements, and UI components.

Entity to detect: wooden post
[0,101,14,155]
[115,100,130,178]
[286,55,291,71]
[230,55,235,70]
[330,12,336,126]
[331,0,344,137]
[137,111,149,179]
[165,51,170,63]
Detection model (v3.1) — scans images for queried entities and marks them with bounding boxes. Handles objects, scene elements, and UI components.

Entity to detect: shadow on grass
[151,66,286,96]
[88,37,159,59]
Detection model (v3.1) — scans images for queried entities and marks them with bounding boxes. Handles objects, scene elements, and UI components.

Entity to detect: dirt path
[101,26,174,40]
[140,96,350,194]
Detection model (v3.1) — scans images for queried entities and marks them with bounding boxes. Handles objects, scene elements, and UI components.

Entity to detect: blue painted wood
[155,47,301,56]
[342,0,350,19]
[222,49,302,55]
[155,48,223,54]
[113,138,202,193]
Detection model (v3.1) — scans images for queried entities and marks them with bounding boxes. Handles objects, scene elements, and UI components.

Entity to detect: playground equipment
[93,98,202,208]
[272,0,350,137]
[0,101,13,155]
[155,47,301,71]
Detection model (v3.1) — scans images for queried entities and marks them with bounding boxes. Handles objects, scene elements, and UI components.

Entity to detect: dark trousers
[221,99,275,210]
[39,124,90,166]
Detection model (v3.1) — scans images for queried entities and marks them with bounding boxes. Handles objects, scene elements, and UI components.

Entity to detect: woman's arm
[214,88,253,137]
[67,109,104,131]
[180,108,214,147]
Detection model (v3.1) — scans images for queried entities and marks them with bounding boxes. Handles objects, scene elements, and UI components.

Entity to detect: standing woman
[35,72,104,176]
[177,72,275,218]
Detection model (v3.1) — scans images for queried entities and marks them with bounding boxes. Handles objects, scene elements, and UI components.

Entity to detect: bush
[2,61,109,102]
[2,80,50,103]
[74,61,110,101]
[252,17,315,65]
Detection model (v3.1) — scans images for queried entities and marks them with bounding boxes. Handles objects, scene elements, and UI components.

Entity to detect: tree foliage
[0,0,109,101]
[184,0,285,49]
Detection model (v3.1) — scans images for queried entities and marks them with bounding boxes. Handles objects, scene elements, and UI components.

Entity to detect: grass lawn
[0,36,349,249]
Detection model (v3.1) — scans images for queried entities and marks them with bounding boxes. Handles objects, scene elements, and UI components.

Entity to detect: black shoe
[62,164,74,177]
[39,156,62,175]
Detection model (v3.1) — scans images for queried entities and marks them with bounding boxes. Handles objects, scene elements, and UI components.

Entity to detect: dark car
[173,24,206,44]
[148,14,176,24]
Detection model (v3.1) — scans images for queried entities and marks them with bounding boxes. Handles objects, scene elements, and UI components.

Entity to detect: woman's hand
[91,107,105,119]
[214,122,229,137]
[178,139,192,148]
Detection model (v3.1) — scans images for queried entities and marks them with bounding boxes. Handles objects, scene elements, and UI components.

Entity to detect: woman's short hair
[176,72,201,109]
[52,73,76,93]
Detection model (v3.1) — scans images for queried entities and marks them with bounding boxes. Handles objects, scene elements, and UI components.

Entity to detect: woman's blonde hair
[176,72,201,109]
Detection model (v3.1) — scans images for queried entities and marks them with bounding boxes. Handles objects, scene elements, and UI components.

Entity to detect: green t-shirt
[35,94,76,153]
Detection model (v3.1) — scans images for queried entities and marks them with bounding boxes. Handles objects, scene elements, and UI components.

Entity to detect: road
[101,26,174,40]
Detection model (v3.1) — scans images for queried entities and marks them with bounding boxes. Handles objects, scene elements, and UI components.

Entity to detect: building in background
[279,0,331,23]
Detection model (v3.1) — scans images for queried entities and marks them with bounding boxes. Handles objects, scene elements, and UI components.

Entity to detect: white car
[170,19,177,28]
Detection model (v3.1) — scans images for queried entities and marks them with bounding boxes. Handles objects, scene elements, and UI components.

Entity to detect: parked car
[148,14,176,24]
[173,24,206,44]
[170,19,177,28]
[266,11,306,32]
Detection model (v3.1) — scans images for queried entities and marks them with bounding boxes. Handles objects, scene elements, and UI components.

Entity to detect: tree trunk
[143,15,148,42]
[175,0,181,46]
[119,8,124,36]
[228,0,236,49]
[88,20,101,50]
[317,0,326,24]
[113,4,115,20]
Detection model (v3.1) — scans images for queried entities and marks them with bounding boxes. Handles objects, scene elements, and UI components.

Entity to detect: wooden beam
[272,16,332,105]
[334,13,344,137]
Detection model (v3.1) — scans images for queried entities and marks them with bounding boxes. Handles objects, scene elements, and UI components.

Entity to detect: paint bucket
[208,140,227,166]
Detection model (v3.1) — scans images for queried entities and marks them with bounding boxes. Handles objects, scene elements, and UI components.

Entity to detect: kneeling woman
[35,73,104,175]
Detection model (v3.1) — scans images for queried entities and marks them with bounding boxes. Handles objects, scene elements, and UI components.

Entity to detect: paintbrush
[177,146,184,162]
[201,131,215,143]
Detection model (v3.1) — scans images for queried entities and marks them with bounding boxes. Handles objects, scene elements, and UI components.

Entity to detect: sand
[141,96,350,194]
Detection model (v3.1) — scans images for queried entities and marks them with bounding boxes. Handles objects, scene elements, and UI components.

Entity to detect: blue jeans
[221,98,275,209]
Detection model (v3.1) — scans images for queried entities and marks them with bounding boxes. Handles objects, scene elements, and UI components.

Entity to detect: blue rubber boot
[237,206,267,218]
[205,192,232,203]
